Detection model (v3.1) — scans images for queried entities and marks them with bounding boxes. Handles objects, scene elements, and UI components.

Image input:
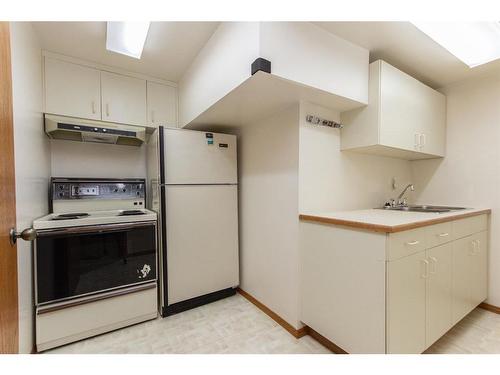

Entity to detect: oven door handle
[36,221,156,237]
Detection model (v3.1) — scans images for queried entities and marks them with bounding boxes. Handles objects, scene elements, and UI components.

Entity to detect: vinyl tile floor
[47,294,500,354]
[47,293,330,354]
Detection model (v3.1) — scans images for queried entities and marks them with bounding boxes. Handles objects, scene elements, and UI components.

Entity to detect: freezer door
[165,185,239,305]
[163,128,237,184]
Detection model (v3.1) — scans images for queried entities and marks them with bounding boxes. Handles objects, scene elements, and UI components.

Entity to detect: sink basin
[380,205,467,213]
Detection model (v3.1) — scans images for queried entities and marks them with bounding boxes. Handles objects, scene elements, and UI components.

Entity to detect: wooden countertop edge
[299,209,491,233]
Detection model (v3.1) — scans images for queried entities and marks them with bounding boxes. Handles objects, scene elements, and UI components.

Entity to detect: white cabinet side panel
[300,222,386,353]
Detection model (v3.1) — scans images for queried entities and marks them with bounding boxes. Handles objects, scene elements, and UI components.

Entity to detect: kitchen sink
[380,205,467,213]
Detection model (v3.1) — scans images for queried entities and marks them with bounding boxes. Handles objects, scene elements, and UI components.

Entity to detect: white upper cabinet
[341,60,446,160]
[44,57,101,120]
[147,81,178,127]
[43,54,178,128]
[101,71,147,126]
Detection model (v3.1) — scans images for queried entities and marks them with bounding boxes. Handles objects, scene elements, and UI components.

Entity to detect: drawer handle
[437,232,449,237]
[429,256,437,274]
[406,240,420,246]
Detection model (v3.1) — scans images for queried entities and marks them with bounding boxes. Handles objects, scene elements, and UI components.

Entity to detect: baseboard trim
[479,302,500,314]
[236,288,347,353]
[304,326,348,354]
[236,288,306,338]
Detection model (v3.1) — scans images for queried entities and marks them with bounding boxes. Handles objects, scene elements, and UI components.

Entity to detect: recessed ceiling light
[412,22,500,68]
[106,22,151,59]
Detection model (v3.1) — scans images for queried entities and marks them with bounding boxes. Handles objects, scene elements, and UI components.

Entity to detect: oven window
[36,223,156,304]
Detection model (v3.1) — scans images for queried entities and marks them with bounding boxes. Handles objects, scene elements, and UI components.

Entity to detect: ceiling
[315,21,500,89]
[31,21,500,89]
[31,21,220,82]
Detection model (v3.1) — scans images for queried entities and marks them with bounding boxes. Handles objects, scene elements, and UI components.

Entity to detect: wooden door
[386,251,427,354]
[101,71,146,126]
[44,57,101,120]
[0,22,19,354]
[426,243,453,348]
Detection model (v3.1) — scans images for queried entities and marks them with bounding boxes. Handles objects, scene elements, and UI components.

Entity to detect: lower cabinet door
[470,231,488,307]
[425,243,453,348]
[387,251,427,353]
[452,236,475,324]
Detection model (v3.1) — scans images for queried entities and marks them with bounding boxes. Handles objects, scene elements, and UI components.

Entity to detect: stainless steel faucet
[396,184,414,206]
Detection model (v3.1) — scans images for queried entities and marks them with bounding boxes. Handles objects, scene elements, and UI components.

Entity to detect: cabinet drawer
[452,215,487,240]
[426,222,453,248]
[387,227,427,261]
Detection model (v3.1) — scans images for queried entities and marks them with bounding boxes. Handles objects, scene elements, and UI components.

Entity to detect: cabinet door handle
[420,133,426,150]
[437,232,449,237]
[414,133,420,150]
[406,240,420,246]
[91,101,96,114]
[106,103,110,117]
[469,240,477,255]
[151,110,155,123]
[421,259,429,279]
[429,256,437,274]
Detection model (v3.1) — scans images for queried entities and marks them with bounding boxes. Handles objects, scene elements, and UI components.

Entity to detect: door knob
[9,228,37,246]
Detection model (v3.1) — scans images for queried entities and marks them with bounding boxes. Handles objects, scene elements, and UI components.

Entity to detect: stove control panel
[52,179,146,201]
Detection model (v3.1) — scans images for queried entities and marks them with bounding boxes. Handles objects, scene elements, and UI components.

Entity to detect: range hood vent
[44,114,146,146]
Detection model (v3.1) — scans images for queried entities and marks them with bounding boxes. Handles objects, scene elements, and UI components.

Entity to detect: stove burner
[52,213,89,221]
[119,210,145,216]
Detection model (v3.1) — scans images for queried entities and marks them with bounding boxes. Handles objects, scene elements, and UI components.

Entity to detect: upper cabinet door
[44,57,101,120]
[101,71,147,126]
[147,82,178,128]
[341,60,446,160]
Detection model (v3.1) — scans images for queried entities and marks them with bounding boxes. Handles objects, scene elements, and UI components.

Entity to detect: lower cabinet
[452,231,488,324]
[425,243,453,347]
[387,251,427,354]
[387,228,488,353]
[387,243,452,353]
[300,213,489,354]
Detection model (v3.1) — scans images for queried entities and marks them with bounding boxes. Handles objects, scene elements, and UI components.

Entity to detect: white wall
[411,71,500,306]
[238,105,301,328]
[299,101,413,212]
[179,22,260,127]
[238,101,413,329]
[50,140,147,178]
[10,22,51,354]
[260,23,368,105]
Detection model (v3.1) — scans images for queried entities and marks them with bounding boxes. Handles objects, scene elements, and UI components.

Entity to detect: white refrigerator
[147,126,239,317]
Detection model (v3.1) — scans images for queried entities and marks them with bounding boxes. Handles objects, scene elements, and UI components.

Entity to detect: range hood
[44,114,147,146]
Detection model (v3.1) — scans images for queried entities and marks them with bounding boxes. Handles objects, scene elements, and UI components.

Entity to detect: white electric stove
[33,178,158,352]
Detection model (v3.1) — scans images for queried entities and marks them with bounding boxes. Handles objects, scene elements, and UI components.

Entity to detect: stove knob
[59,192,64,197]
[122,188,126,192]
[114,188,118,193]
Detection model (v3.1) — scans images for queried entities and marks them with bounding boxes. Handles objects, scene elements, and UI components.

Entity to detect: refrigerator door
[163,128,237,184]
[165,184,239,305]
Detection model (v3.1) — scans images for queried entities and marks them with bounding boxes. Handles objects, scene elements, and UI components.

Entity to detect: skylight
[106,22,151,59]
[412,22,500,68]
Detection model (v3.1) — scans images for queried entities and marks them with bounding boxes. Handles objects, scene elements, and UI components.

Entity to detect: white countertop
[299,207,490,233]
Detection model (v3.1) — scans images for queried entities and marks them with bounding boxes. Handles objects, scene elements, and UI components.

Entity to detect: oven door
[35,221,157,306]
